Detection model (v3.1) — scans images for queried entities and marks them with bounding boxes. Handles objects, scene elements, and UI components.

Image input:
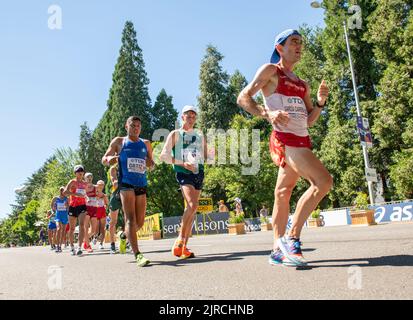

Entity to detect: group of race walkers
[44,28,332,268]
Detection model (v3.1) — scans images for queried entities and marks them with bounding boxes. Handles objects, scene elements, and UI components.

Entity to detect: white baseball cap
[182,105,198,114]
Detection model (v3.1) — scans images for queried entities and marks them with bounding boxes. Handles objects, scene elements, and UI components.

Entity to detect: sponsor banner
[372,202,413,223]
[321,209,350,227]
[137,213,161,240]
[163,212,229,238]
[244,218,261,232]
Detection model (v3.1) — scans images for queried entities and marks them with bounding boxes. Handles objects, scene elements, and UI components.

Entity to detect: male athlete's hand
[107,156,119,166]
[183,162,197,173]
[317,79,329,106]
[268,110,290,126]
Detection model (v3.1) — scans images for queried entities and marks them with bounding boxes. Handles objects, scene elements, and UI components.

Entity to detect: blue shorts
[48,222,57,230]
[55,211,69,225]
[176,171,204,190]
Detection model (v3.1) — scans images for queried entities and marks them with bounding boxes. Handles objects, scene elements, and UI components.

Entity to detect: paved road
[0,222,412,300]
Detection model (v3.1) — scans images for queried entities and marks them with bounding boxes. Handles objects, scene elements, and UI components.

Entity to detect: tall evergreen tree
[79,122,104,179]
[94,21,152,165]
[198,45,230,131]
[151,89,178,135]
[316,0,380,207]
[365,0,413,200]
[227,70,250,120]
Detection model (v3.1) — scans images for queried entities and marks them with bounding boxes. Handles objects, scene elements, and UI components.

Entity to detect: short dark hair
[126,116,142,124]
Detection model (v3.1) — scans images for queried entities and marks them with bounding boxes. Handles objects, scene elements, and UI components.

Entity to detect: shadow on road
[143,248,316,267]
[309,255,413,268]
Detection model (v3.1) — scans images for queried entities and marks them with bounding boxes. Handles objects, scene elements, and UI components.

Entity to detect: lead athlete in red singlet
[238,29,332,267]
[64,165,88,256]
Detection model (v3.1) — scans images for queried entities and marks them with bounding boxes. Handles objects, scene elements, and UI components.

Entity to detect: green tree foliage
[151,89,178,135]
[37,148,80,215]
[11,200,40,246]
[226,70,250,120]
[315,0,380,206]
[79,122,105,180]
[203,115,276,217]
[198,45,230,131]
[94,21,152,165]
[365,0,413,200]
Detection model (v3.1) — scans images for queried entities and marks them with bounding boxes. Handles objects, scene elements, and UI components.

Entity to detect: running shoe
[268,249,296,267]
[76,248,83,256]
[83,242,88,250]
[110,243,116,254]
[135,253,150,267]
[172,239,184,257]
[86,245,93,253]
[58,246,63,253]
[55,246,59,253]
[93,237,97,245]
[180,245,195,259]
[277,236,308,266]
[70,246,76,256]
[99,244,104,250]
[119,237,127,254]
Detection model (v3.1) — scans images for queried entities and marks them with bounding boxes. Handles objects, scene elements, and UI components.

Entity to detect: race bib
[87,197,97,207]
[76,188,86,196]
[127,158,146,174]
[183,148,202,164]
[282,96,307,121]
[57,203,67,211]
[97,198,105,207]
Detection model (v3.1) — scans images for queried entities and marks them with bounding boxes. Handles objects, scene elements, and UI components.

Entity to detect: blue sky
[0,0,325,218]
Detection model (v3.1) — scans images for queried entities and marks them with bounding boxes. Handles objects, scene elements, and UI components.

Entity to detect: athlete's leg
[134,194,147,252]
[52,229,57,247]
[109,210,119,243]
[272,165,300,251]
[83,215,91,247]
[98,218,106,244]
[68,216,77,247]
[284,147,333,239]
[89,217,98,243]
[47,229,52,247]
[77,212,86,249]
[180,185,201,244]
[120,190,138,255]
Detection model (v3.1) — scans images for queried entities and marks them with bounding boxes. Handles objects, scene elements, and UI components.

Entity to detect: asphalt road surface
[0,222,412,300]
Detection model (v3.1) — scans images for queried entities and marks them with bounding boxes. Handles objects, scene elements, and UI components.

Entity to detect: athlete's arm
[306,80,329,127]
[144,140,155,171]
[63,180,83,198]
[160,130,181,165]
[160,130,196,172]
[50,197,57,212]
[109,166,118,190]
[102,137,122,167]
[238,64,289,126]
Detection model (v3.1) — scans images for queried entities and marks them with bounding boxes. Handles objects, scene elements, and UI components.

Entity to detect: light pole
[311,1,375,205]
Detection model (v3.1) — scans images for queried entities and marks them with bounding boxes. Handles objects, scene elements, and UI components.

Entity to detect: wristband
[316,100,326,108]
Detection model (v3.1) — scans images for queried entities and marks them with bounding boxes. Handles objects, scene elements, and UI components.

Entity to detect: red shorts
[86,206,97,218]
[96,207,106,220]
[269,131,312,167]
